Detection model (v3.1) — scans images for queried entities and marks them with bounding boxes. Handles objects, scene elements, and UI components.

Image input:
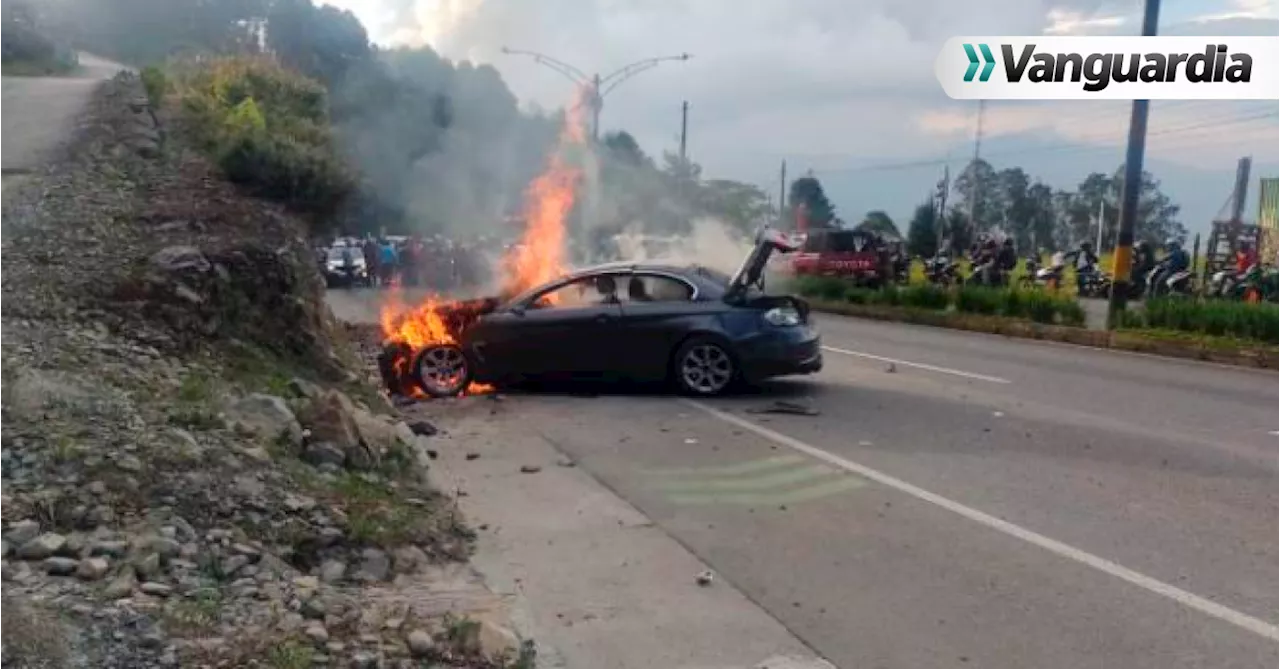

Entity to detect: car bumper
[738,326,823,381]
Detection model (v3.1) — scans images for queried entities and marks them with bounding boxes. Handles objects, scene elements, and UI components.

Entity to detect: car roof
[565,261,698,278]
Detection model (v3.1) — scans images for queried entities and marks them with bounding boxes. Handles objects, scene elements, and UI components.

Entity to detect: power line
[808,110,1278,176]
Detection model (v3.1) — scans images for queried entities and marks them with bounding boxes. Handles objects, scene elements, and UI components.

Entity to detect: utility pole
[936,165,950,254]
[1095,199,1106,252]
[1106,0,1161,329]
[679,100,689,164]
[778,159,788,228]
[500,47,691,141]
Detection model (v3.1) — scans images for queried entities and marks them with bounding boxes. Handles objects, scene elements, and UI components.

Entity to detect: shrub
[874,286,902,307]
[955,286,1001,315]
[141,66,166,107]
[168,56,352,215]
[898,284,949,310]
[1131,298,1278,343]
[844,286,876,304]
[998,289,1025,319]
[1053,297,1086,327]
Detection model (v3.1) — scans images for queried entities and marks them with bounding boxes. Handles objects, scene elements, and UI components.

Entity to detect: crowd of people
[318,234,489,291]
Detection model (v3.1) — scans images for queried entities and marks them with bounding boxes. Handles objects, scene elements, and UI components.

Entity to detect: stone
[406,629,434,657]
[6,519,41,546]
[283,493,316,512]
[391,545,427,575]
[349,651,379,668]
[116,454,144,472]
[305,623,330,644]
[298,390,361,450]
[318,559,346,583]
[226,394,303,448]
[90,540,129,558]
[476,620,521,660]
[150,246,211,274]
[301,597,327,620]
[17,533,67,559]
[44,556,80,575]
[3,560,34,583]
[0,541,8,559]
[133,552,161,579]
[352,548,390,583]
[139,581,173,597]
[221,554,250,577]
[103,570,136,599]
[86,481,108,496]
[406,420,438,437]
[288,377,323,399]
[76,557,111,580]
[304,442,347,467]
[148,536,181,559]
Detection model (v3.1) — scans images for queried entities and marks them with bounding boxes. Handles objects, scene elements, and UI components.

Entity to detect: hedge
[789,278,1086,327]
[1119,298,1277,344]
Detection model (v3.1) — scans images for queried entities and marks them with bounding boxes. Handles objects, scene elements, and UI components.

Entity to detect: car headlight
[763,306,801,327]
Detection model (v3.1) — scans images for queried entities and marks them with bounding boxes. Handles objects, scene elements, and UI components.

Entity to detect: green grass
[1124,298,1278,343]
[266,640,313,669]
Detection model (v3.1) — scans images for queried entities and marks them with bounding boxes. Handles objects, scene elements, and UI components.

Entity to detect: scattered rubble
[0,73,523,668]
[747,400,821,417]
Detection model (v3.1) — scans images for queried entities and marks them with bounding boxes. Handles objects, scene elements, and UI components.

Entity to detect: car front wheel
[412,344,472,397]
[673,337,737,396]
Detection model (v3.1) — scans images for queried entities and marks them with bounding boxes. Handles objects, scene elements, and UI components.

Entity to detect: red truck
[788,229,889,286]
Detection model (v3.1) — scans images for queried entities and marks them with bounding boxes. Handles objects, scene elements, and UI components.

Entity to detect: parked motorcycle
[1210,265,1279,302]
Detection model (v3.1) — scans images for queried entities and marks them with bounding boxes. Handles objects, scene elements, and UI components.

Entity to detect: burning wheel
[412,344,473,398]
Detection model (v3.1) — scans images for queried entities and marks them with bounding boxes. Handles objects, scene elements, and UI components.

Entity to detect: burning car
[380,229,821,397]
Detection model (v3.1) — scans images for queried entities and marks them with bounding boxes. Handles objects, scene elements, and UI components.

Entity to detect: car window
[624,274,694,303]
[528,274,622,309]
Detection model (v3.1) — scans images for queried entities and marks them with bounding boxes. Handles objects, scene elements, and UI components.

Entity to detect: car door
[613,272,710,380]
[477,273,626,379]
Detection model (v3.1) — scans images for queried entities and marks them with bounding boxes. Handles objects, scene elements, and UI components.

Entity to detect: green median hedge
[790,276,1085,327]
[1119,298,1278,344]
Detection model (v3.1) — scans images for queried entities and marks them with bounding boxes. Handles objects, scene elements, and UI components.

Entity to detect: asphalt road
[2,53,125,173]
[490,312,1277,668]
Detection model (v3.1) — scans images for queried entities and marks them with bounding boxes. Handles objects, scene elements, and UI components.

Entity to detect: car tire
[411,344,472,398]
[672,336,738,397]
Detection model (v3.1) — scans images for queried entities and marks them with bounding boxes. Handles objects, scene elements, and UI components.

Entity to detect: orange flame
[378,88,589,390]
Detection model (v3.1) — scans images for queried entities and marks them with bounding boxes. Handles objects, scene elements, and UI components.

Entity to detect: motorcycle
[1145,265,1193,298]
[1075,266,1112,299]
[1211,265,1279,302]
[1034,253,1065,290]
[965,260,1003,287]
[924,255,961,286]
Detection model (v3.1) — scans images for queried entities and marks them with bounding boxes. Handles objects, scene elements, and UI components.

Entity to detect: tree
[858,210,901,239]
[788,175,835,229]
[953,158,1000,233]
[697,179,772,235]
[603,131,649,167]
[906,202,938,258]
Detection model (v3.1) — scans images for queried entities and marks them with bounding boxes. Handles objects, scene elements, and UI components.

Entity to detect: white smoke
[605,217,754,275]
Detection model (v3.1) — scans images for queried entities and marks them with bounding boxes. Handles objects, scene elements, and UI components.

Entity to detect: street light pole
[500,47,691,141]
[1106,0,1161,328]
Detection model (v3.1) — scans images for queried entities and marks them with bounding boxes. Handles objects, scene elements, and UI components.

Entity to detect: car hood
[726,227,799,299]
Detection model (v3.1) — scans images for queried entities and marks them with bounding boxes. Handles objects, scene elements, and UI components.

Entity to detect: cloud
[1044,8,1127,34]
[1190,0,1278,22]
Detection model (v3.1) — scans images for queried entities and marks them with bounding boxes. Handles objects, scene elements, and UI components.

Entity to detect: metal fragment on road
[519,465,542,474]
[747,401,820,417]
[695,569,714,586]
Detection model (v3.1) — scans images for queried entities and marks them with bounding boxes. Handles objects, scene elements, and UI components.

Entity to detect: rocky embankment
[1,74,528,668]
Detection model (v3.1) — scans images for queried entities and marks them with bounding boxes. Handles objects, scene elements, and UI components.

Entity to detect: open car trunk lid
[726,227,800,300]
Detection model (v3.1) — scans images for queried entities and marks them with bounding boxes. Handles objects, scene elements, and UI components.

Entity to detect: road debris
[519,465,542,474]
[885,362,897,373]
[556,457,576,468]
[407,420,438,436]
[684,438,700,445]
[465,453,480,461]
[747,400,820,417]
[695,570,715,586]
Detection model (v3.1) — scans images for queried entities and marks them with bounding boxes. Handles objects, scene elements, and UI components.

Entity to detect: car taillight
[763,306,801,327]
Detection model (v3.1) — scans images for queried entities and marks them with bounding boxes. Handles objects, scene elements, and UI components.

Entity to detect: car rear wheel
[673,338,736,396]
[412,344,472,397]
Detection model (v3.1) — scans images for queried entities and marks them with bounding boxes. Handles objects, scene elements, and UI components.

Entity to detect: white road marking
[821,345,1012,384]
[683,399,1280,642]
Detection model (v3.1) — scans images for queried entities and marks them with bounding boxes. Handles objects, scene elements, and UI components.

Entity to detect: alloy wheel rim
[681,344,732,394]
[418,347,467,395]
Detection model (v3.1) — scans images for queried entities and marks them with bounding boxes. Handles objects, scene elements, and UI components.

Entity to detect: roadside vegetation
[2,2,78,76]
[159,56,353,218]
[1118,297,1278,344]
[791,276,1086,327]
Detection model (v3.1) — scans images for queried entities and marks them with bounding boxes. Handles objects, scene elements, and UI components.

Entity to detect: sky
[322,0,1279,238]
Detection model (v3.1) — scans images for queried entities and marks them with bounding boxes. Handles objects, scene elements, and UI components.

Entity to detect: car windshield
[694,266,732,286]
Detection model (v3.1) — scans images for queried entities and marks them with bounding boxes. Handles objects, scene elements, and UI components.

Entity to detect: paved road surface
[486,312,1277,668]
[2,53,125,173]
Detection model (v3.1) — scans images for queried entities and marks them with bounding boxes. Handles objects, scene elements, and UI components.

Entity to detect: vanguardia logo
[936,36,1279,100]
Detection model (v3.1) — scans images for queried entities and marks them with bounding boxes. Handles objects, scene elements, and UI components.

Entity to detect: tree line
[905,158,1187,258]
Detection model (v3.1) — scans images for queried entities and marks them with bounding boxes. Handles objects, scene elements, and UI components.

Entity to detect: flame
[377,89,589,396]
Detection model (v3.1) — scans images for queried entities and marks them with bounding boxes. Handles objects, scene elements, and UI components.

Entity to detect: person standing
[362,235,380,287]
[379,238,398,287]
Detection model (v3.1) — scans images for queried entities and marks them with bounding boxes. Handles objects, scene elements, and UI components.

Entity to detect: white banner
[935,36,1280,100]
